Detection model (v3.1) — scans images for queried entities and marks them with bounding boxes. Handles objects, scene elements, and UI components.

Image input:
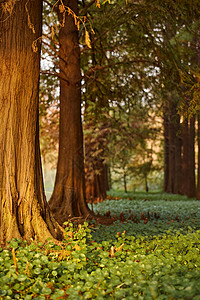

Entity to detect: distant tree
[39,0,200,201]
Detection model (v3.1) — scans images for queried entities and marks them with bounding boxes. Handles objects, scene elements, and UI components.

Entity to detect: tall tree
[163,95,182,194]
[188,116,196,197]
[48,0,93,224]
[0,0,63,246]
[197,115,200,199]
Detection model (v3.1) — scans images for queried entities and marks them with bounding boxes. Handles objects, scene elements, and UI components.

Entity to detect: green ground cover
[1,192,200,299]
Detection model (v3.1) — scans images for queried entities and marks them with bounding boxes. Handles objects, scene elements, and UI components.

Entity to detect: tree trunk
[188,116,196,198]
[181,119,189,195]
[0,0,63,246]
[145,175,149,192]
[85,162,108,202]
[96,163,109,199]
[48,0,93,224]
[123,168,127,193]
[174,114,182,194]
[163,110,170,192]
[166,101,176,193]
[164,98,182,194]
[197,115,200,199]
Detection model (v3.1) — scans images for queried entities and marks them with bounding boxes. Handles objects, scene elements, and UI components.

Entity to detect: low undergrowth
[1,192,200,299]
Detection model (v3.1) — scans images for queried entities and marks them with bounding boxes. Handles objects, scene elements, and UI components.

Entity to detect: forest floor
[1,191,200,299]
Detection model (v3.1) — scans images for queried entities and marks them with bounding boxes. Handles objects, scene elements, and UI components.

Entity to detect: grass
[1,191,200,299]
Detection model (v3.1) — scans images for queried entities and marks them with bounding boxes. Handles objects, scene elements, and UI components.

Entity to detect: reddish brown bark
[85,163,109,202]
[181,117,196,197]
[0,0,63,246]
[181,119,189,195]
[188,116,196,198]
[163,110,170,192]
[197,115,200,199]
[167,107,176,193]
[164,98,182,194]
[174,114,182,194]
[195,33,200,200]
[48,0,93,224]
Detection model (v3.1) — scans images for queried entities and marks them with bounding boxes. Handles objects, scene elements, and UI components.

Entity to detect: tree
[197,115,200,199]
[48,0,93,224]
[0,0,63,246]
[39,0,200,200]
[163,94,182,194]
[158,6,200,196]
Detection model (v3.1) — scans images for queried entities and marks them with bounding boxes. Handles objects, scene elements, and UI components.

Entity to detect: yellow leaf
[12,249,19,275]
[67,231,73,238]
[115,243,124,252]
[59,4,65,13]
[110,246,115,258]
[57,250,71,261]
[96,0,100,8]
[85,30,91,48]
[74,244,81,251]
[32,40,38,53]
[51,26,55,40]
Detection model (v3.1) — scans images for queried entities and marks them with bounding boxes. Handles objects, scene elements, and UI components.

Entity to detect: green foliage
[89,192,199,240]
[1,194,200,299]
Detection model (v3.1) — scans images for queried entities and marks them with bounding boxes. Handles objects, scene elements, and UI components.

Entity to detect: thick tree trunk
[48,0,92,224]
[94,164,108,200]
[163,98,182,194]
[85,162,109,202]
[0,0,63,246]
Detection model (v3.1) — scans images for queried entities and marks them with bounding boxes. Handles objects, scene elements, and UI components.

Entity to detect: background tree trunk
[48,0,92,224]
[0,0,63,246]
[85,162,109,202]
[163,110,170,192]
[188,116,196,198]
[167,107,176,193]
[163,97,182,194]
[197,115,200,199]
[181,119,189,195]
[123,168,127,194]
[174,114,182,194]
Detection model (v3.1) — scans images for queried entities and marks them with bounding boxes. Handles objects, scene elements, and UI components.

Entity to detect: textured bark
[0,0,63,246]
[197,115,200,199]
[163,111,169,192]
[188,116,196,198]
[48,0,93,223]
[85,162,109,202]
[167,111,176,193]
[163,99,182,194]
[181,119,189,195]
[174,115,182,194]
[195,33,200,199]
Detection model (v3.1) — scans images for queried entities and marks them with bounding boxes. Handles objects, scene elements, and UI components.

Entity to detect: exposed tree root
[0,198,64,248]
